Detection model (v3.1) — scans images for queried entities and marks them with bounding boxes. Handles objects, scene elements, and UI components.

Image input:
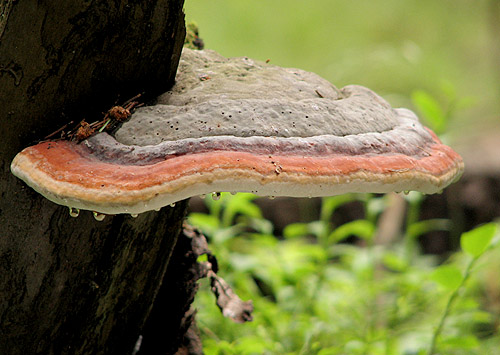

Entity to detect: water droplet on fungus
[69,207,80,217]
[211,192,221,201]
[93,212,106,221]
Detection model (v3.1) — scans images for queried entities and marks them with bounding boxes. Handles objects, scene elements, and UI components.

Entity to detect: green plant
[411,82,476,137]
[188,192,500,354]
[428,223,499,354]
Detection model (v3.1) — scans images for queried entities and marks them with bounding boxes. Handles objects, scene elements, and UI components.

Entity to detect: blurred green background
[182,2,500,353]
[184,0,499,139]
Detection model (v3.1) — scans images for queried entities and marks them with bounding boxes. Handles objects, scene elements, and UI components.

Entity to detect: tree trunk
[0,1,188,354]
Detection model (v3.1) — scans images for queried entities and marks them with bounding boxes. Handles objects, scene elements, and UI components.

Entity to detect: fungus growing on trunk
[11,48,464,218]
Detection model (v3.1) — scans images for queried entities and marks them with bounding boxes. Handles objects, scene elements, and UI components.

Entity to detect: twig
[123,93,142,106]
[43,121,73,140]
[49,93,143,142]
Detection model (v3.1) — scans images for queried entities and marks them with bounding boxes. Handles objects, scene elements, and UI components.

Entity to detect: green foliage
[180,2,500,351]
[460,223,497,258]
[430,265,463,291]
[412,90,448,134]
[188,192,500,354]
[411,83,477,136]
[428,222,499,354]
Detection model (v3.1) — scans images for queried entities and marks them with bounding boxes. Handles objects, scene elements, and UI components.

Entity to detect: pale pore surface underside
[115,48,404,145]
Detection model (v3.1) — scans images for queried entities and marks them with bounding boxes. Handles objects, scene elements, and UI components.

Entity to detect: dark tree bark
[139,226,208,355]
[0,1,189,354]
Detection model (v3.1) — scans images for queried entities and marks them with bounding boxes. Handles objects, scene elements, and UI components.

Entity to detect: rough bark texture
[0,1,188,354]
[138,226,208,355]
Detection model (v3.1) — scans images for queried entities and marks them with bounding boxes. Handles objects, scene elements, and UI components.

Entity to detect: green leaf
[440,335,479,350]
[411,90,446,134]
[244,217,274,235]
[283,222,311,239]
[382,252,408,272]
[328,220,375,243]
[320,194,355,222]
[187,213,220,233]
[222,193,261,227]
[235,335,270,354]
[283,221,328,239]
[407,218,451,239]
[318,347,338,355]
[460,223,497,258]
[430,264,463,290]
[203,339,234,354]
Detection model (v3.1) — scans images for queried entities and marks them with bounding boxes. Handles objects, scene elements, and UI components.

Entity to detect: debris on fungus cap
[10,48,464,218]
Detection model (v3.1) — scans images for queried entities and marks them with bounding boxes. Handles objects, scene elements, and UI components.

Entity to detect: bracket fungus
[11,48,464,218]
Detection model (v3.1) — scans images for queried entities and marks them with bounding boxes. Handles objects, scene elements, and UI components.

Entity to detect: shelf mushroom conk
[11,48,464,218]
